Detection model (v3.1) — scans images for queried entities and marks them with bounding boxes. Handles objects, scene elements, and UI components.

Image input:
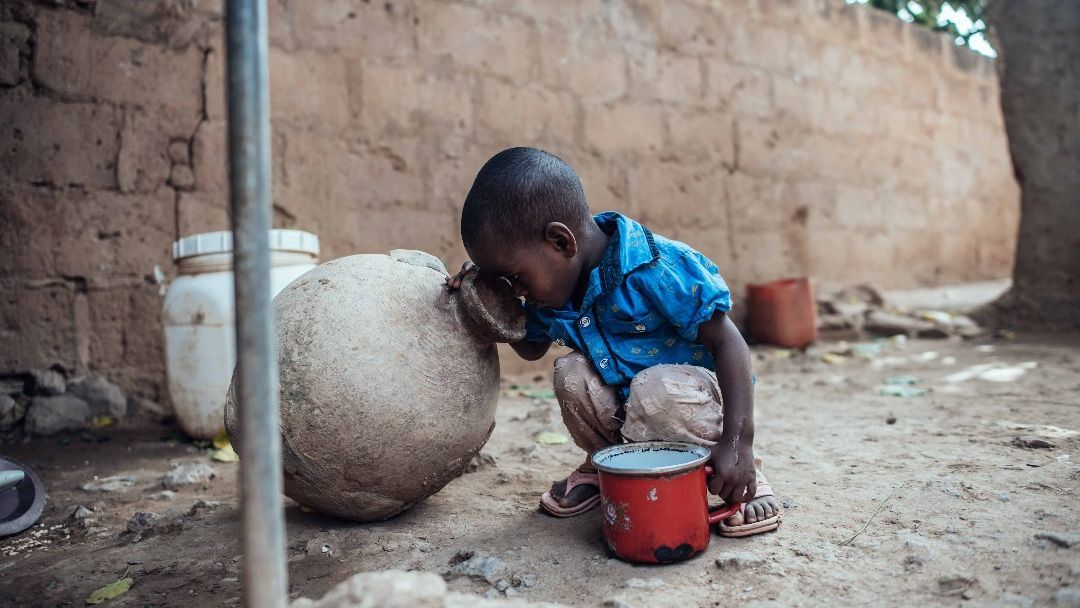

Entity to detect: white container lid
[173,229,320,261]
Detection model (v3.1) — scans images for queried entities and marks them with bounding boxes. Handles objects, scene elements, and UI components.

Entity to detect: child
[446,147,780,537]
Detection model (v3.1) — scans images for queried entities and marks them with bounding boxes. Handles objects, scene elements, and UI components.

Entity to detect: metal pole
[225,1,287,607]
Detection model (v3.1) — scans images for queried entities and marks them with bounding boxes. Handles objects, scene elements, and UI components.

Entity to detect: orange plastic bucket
[746,277,817,348]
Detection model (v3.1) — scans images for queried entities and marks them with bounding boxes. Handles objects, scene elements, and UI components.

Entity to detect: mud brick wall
[0,0,1018,401]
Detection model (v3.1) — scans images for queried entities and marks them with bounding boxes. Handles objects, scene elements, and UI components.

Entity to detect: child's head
[460,147,592,309]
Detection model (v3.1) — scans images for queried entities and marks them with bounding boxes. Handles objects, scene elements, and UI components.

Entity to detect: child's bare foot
[549,476,599,509]
[718,481,782,537]
[743,494,781,524]
[539,469,600,517]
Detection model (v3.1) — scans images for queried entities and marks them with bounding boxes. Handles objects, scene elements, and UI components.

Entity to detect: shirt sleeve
[523,304,551,342]
[634,247,732,342]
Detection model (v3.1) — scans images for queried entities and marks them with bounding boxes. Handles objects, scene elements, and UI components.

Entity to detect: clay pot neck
[455,271,527,344]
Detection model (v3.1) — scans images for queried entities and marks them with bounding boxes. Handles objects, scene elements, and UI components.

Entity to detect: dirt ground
[2,334,1078,607]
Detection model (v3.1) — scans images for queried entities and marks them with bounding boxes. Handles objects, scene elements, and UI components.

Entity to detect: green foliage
[859,0,992,52]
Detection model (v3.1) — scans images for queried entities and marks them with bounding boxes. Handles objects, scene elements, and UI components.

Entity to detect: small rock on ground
[29,368,66,396]
[162,463,217,490]
[1056,588,1080,607]
[998,593,1035,607]
[25,395,90,435]
[127,396,166,418]
[127,510,185,538]
[623,578,664,590]
[1034,531,1080,548]
[71,506,94,521]
[936,575,974,596]
[1013,435,1056,449]
[0,394,25,430]
[189,499,220,515]
[68,375,126,419]
[465,452,496,473]
[448,550,510,585]
[715,551,766,569]
[80,475,137,492]
[290,569,567,608]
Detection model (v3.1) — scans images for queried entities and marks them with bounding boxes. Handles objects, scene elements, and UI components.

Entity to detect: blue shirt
[524,212,732,400]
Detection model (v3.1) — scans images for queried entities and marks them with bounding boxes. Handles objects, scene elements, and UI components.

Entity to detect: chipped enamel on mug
[593,441,742,564]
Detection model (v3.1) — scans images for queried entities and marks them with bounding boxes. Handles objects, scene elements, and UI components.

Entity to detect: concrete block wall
[0,0,1018,401]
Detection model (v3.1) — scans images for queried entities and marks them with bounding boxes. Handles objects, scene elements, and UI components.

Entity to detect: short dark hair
[460,147,590,251]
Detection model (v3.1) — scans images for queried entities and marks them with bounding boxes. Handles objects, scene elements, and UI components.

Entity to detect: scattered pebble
[80,475,136,493]
[447,550,510,586]
[997,592,1035,607]
[162,463,217,490]
[1056,588,1080,607]
[189,499,220,515]
[1033,531,1080,548]
[623,577,664,590]
[781,498,797,509]
[0,522,69,557]
[936,575,973,596]
[1012,436,1055,449]
[126,510,185,541]
[71,506,94,521]
[715,551,765,570]
[465,452,496,474]
[513,573,537,589]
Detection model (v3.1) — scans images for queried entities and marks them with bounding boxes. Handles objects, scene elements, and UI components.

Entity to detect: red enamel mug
[592,441,743,564]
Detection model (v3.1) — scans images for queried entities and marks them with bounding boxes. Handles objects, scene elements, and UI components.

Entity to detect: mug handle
[704,465,745,525]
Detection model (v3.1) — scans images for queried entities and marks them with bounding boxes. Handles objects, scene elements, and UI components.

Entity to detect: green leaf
[519,388,555,399]
[210,444,239,463]
[212,428,231,450]
[90,415,115,429]
[86,570,133,605]
[535,431,568,445]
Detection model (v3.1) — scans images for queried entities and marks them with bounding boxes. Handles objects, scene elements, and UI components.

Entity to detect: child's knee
[554,352,592,399]
[627,365,682,403]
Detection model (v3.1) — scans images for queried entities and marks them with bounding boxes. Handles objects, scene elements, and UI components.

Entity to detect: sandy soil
[2,335,1078,607]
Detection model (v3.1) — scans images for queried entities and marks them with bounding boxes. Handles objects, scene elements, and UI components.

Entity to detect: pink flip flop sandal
[717,479,781,538]
[540,470,601,518]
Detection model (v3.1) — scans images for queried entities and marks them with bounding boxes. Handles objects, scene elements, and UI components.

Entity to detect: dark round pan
[0,457,45,537]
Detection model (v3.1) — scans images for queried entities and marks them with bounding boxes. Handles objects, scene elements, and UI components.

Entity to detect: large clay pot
[224,250,524,521]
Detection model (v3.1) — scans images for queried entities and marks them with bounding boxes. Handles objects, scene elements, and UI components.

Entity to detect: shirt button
[579,317,591,328]
[634,324,646,332]
[598,358,610,369]
[555,338,565,347]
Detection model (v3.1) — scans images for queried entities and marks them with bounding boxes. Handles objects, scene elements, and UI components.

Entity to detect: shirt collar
[593,212,660,295]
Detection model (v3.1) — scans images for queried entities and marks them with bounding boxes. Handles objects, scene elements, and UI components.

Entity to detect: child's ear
[544,222,577,258]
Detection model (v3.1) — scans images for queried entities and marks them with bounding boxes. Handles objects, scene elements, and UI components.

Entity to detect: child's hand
[445,261,477,290]
[707,443,757,505]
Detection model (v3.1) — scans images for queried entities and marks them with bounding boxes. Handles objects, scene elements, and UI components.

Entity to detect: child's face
[469,239,581,309]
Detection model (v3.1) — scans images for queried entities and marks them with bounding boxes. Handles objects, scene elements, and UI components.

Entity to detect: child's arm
[695,311,758,506]
[446,261,552,361]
